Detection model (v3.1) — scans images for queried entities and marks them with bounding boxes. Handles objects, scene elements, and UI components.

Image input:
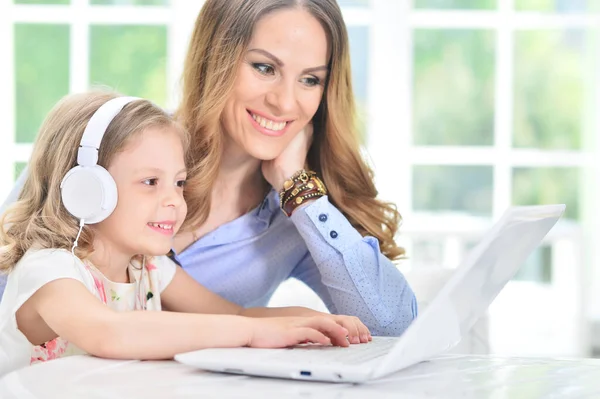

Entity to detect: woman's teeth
[251,113,287,131]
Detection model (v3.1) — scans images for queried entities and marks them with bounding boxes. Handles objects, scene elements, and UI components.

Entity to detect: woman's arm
[260,125,416,335]
[289,196,418,336]
[160,266,371,342]
[27,278,351,360]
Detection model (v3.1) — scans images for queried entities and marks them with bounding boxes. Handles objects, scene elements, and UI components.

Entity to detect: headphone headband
[77,96,140,167]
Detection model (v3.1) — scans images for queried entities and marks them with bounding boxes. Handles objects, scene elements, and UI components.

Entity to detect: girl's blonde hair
[0,91,190,273]
[178,0,405,260]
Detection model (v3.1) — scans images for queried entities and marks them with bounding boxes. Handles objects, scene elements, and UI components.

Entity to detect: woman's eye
[176,180,187,188]
[301,76,321,87]
[142,178,158,186]
[253,63,275,75]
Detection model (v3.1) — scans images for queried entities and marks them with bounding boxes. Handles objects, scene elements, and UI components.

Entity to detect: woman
[172,0,417,336]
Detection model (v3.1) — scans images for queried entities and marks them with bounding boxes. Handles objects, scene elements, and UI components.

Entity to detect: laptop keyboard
[260,337,398,365]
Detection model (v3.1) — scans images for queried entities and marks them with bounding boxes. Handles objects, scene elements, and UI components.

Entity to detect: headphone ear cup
[60,165,118,224]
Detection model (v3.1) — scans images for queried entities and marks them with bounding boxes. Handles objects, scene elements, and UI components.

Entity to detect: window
[1,0,172,197]
[365,0,597,358]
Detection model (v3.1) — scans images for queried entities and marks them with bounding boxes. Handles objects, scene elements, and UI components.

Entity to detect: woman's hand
[261,123,313,191]
[297,312,372,344]
[327,315,372,344]
[241,306,372,345]
[246,316,350,348]
[284,308,372,344]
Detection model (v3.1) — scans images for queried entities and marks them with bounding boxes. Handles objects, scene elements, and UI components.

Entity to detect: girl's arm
[26,278,350,360]
[161,266,371,342]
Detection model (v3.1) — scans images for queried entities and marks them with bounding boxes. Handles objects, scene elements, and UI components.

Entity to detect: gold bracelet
[279,169,315,207]
[281,169,315,193]
[281,175,327,217]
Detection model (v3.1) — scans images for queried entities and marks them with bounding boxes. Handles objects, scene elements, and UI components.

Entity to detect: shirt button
[319,214,328,222]
[330,230,338,239]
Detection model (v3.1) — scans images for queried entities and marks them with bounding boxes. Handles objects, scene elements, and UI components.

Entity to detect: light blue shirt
[0,190,417,336]
[171,190,417,336]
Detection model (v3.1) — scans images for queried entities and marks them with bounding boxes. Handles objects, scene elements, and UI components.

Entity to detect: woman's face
[221,7,330,161]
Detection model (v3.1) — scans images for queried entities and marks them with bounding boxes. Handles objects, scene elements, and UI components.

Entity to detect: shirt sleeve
[289,195,418,336]
[153,255,177,293]
[10,248,92,314]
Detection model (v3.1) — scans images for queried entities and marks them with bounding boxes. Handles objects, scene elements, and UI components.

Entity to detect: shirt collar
[173,188,280,258]
[254,188,280,226]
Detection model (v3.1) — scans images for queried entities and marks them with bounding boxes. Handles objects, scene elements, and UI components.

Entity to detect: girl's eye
[142,178,158,186]
[253,63,275,75]
[176,180,187,188]
[301,76,321,87]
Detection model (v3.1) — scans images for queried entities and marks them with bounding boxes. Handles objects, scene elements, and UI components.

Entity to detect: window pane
[411,239,444,268]
[15,24,69,143]
[348,26,369,141]
[513,246,552,284]
[413,30,495,146]
[14,163,27,181]
[90,25,167,106]
[414,0,496,10]
[515,0,600,12]
[413,165,494,216]
[514,30,591,150]
[91,0,168,5]
[512,167,579,220]
[14,0,69,4]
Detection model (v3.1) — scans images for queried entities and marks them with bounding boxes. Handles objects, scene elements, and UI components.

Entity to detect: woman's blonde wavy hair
[179,0,404,260]
[0,91,189,273]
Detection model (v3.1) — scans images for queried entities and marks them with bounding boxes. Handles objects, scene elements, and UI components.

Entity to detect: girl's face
[94,127,187,257]
[221,7,330,161]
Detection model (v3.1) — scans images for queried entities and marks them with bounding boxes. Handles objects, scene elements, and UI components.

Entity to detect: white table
[1,354,599,398]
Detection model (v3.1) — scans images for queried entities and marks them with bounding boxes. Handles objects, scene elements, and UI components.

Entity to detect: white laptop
[175,204,566,383]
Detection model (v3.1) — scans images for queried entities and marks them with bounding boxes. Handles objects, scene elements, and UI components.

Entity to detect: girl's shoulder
[0,248,90,376]
[10,247,92,295]
[14,248,86,275]
[18,247,82,265]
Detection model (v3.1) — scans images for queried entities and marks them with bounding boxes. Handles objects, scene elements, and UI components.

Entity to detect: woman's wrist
[278,169,327,217]
[271,165,305,192]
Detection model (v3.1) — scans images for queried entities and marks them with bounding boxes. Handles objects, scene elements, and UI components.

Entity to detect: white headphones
[60,96,140,225]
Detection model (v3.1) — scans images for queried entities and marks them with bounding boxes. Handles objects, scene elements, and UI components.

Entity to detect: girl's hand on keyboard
[247,316,351,348]
[327,315,372,344]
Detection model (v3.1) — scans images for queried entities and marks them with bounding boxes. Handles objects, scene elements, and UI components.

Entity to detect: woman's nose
[265,80,296,115]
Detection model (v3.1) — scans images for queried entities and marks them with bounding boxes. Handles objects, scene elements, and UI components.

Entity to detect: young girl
[0,91,370,376]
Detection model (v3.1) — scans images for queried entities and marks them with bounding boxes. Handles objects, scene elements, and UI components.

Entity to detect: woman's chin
[247,146,284,162]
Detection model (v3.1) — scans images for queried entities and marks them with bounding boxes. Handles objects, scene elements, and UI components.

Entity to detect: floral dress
[30,256,163,364]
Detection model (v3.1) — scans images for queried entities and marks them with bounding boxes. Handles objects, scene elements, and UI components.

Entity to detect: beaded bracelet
[279,170,327,217]
[279,169,314,206]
